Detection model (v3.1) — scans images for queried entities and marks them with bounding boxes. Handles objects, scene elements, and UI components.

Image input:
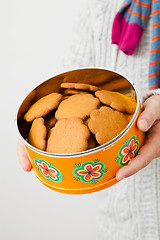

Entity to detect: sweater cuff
[142,89,160,104]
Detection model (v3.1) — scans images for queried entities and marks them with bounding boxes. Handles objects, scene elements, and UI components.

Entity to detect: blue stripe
[149,78,159,88]
[149,73,160,82]
[150,54,160,64]
[149,63,160,75]
[152,1,160,11]
[150,53,160,63]
[123,0,132,4]
[119,0,132,13]
[152,27,160,37]
[150,39,160,50]
[139,0,152,3]
[120,0,151,28]
[129,0,135,11]
[129,15,146,28]
[152,14,160,24]
[123,11,147,28]
[132,4,151,16]
[151,40,160,47]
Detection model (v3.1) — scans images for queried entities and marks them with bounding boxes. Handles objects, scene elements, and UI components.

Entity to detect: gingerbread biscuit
[62,69,120,85]
[24,92,62,122]
[61,82,100,92]
[99,78,131,91]
[46,118,90,154]
[88,106,128,145]
[28,118,47,151]
[95,90,136,114]
[55,94,100,120]
[44,111,57,131]
[63,88,89,96]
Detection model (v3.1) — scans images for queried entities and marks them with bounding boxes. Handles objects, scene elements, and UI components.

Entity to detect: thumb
[137,96,160,132]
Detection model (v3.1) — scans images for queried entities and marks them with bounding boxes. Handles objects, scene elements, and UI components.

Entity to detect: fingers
[116,121,160,181]
[116,95,160,180]
[137,95,160,132]
[17,139,32,172]
[116,144,152,181]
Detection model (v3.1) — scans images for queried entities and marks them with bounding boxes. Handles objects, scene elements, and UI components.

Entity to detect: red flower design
[76,163,102,182]
[120,137,138,165]
[36,160,58,181]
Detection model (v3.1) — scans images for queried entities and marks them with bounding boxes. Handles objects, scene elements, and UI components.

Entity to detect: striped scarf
[112,0,160,90]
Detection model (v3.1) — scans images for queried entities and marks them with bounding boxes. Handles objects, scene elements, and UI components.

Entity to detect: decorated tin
[17,68,145,194]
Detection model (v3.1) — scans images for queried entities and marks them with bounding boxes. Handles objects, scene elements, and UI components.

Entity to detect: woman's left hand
[116,95,160,181]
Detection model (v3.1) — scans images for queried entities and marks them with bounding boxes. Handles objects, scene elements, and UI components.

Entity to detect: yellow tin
[17,68,145,194]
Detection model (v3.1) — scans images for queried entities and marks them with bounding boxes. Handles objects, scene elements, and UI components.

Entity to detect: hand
[17,139,32,172]
[116,95,160,181]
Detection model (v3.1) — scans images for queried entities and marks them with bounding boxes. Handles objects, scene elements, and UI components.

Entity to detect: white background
[1,1,101,239]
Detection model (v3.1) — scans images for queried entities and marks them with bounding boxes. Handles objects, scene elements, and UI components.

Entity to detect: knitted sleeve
[142,88,160,104]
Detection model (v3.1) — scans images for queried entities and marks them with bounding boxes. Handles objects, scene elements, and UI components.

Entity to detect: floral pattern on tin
[116,135,139,167]
[34,157,63,183]
[73,159,107,184]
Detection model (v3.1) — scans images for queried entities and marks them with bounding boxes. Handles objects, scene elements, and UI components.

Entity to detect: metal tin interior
[17,67,139,158]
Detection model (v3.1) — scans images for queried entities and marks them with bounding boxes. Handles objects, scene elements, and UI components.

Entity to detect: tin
[17,68,145,194]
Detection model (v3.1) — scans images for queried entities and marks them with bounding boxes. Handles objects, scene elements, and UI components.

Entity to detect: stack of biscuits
[24,82,137,154]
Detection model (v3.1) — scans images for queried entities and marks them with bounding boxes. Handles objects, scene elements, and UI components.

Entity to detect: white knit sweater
[60,0,160,239]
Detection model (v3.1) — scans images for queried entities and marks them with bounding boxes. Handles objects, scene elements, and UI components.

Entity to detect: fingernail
[139,119,148,130]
